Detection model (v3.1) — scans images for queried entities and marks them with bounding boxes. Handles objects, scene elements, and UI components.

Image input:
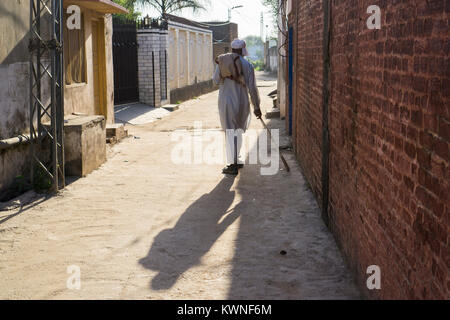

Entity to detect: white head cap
[231,39,249,56]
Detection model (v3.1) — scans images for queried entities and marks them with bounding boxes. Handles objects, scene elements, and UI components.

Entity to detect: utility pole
[260,12,264,41]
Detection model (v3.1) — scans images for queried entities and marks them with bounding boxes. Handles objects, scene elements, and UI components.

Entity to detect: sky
[138,0,275,39]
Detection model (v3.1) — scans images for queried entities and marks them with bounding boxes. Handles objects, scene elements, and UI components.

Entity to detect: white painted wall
[167,23,213,91]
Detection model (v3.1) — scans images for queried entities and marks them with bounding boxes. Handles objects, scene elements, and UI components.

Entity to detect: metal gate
[113,18,139,105]
[160,50,168,101]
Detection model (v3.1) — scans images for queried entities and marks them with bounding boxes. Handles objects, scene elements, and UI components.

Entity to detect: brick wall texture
[208,23,238,43]
[137,31,168,107]
[291,0,449,299]
[209,23,239,59]
[213,42,231,60]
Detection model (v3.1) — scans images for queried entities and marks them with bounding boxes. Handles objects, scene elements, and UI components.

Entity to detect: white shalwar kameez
[213,57,261,164]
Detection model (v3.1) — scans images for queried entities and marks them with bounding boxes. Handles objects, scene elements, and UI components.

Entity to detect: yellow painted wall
[64,10,114,124]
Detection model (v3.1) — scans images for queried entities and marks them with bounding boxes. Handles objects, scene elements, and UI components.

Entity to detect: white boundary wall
[167,21,214,92]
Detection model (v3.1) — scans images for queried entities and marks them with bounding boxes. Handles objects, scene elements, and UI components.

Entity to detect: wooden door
[91,19,107,119]
[92,21,101,113]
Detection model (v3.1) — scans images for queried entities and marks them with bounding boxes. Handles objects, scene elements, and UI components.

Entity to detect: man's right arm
[247,64,262,119]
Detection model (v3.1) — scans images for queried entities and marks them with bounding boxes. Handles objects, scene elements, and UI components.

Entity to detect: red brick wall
[293,0,325,202]
[292,0,449,299]
[213,42,231,60]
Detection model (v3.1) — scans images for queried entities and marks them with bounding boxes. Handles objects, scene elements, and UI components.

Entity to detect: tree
[261,0,285,37]
[262,0,278,20]
[244,36,264,61]
[135,0,208,18]
[244,35,264,47]
[113,0,142,20]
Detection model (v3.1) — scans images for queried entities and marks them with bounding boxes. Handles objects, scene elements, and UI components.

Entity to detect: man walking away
[213,39,262,175]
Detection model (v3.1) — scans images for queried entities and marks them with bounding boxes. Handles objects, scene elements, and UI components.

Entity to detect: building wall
[268,46,278,72]
[0,0,34,140]
[0,1,50,196]
[293,0,325,204]
[0,0,35,66]
[137,29,168,107]
[208,23,237,43]
[264,40,279,72]
[213,42,231,60]
[64,10,115,124]
[207,22,238,60]
[167,23,214,103]
[104,15,115,122]
[277,0,288,118]
[0,4,115,196]
[0,5,115,138]
[292,0,449,299]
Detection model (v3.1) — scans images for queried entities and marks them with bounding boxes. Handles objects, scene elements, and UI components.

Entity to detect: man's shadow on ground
[139,176,242,290]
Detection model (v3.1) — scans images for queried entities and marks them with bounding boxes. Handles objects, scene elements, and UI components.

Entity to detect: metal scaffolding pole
[29,0,65,192]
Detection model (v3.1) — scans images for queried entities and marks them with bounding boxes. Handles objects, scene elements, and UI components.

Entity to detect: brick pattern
[137,30,168,107]
[293,0,325,203]
[213,42,231,60]
[208,23,238,43]
[209,23,238,59]
[292,0,449,299]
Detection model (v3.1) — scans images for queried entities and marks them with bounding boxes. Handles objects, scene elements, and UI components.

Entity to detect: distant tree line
[112,0,208,20]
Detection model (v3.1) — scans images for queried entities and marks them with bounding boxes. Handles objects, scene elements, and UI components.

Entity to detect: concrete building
[0,0,127,198]
[264,39,278,72]
[284,0,449,299]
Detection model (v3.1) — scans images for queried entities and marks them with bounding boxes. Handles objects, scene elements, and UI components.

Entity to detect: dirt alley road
[0,73,361,299]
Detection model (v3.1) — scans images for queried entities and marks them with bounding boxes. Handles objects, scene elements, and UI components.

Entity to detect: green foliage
[0,165,54,202]
[244,35,264,46]
[33,165,53,192]
[261,0,281,35]
[262,0,279,17]
[247,58,265,71]
[244,36,264,61]
[134,0,208,17]
[113,0,142,20]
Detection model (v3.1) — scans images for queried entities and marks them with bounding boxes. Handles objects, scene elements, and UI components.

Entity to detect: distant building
[202,21,238,59]
[264,39,278,72]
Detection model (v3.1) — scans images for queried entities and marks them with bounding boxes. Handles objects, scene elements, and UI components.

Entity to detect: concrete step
[162,104,180,112]
[265,108,281,119]
[106,123,128,142]
[106,136,118,145]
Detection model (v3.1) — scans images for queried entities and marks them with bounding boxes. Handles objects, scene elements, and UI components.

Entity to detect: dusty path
[0,73,361,299]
